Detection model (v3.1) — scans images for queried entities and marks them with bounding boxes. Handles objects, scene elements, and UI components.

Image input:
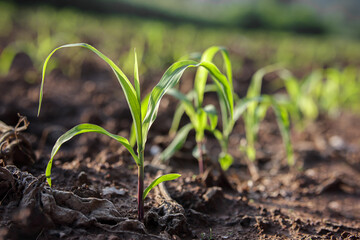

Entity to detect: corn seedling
[241,65,294,178]
[320,67,360,117]
[275,69,322,129]
[278,67,360,125]
[38,43,238,221]
[160,46,234,174]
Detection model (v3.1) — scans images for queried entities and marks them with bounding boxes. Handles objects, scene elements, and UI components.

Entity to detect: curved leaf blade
[142,60,198,145]
[219,152,234,171]
[203,104,218,131]
[194,46,233,107]
[46,124,138,186]
[38,43,143,155]
[161,123,193,162]
[143,174,181,200]
[198,61,234,119]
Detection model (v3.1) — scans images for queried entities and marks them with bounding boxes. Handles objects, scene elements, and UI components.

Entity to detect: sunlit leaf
[219,152,233,171]
[46,124,138,186]
[160,123,193,162]
[38,43,143,155]
[143,174,181,200]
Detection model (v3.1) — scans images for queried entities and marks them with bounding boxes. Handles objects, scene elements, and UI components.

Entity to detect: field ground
[0,3,360,239]
[0,53,359,239]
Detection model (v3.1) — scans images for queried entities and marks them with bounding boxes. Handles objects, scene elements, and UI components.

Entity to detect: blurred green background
[0,0,359,81]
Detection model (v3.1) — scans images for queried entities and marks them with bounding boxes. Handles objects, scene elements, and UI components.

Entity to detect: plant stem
[246,158,259,181]
[197,141,204,175]
[137,151,144,221]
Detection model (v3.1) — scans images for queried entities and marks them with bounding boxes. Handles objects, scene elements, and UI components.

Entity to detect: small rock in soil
[255,217,271,234]
[119,219,147,234]
[77,171,91,185]
[240,215,252,227]
[102,186,126,196]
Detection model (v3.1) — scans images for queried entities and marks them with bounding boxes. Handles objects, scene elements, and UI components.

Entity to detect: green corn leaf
[247,65,286,124]
[246,146,256,162]
[203,104,218,131]
[169,103,185,135]
[38,43,143,155]
[143,174,181,200]
[219,152,234,171]
[167,88,196,116]
[261,95,294,165]
[141,59,232,148]
[168,84,217,136]
[267,98,294,166]
[134,49,141,105]
[142,60,198,146]
[160,123,193,162]
[255,102,269,123]
[240,95,293,165]
[199,61,233,119]
[168,87,198,135]
[194,46,232,108]
[283,76,300,101]
[224,97,262,137]
[247,65,285,98]
[195,108,207,142]
[46,124,138,187]
[130,94,150,147]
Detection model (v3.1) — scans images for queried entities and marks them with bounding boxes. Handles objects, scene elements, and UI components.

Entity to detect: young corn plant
[320,67,360,117]
[241,65,294,179]
[38,43,234,221]
[160,46,234,174]
[278,67,359,124]
[275,69,322,129]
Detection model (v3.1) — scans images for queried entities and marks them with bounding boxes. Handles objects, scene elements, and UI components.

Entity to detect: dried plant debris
[0,166,165,240]
[0,115,36,168]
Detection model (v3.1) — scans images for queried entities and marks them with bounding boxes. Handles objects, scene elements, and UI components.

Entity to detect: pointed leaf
[219,152,234,171]
[169,103,185,135]
[46,124,137,186]
[194,46,233,107]
[142,60,198,145]
[38,43,143,155]
[134,49,141,103]
[160,123,193,162]
[143,174,181,200]
[130,94,150,147]
[203,104,218,131]
[267,97,294,166]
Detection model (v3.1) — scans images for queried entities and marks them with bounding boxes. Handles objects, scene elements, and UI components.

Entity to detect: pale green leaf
[142,60,198,146]
[134,49,141,104]
[194,46,233,108]
[160,123,193,162]
[219,152,234,171]
[203,104,218,131]
[143,174,181,200]
[46,124,137,186]
[38,43,143,156]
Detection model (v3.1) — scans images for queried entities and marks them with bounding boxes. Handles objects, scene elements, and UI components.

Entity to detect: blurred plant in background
[1,1,360,80]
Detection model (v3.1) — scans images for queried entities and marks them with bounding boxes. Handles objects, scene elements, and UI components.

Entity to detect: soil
[0,53,359,240]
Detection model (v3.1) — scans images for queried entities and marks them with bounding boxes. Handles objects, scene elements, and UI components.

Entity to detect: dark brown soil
[0,54,359,240]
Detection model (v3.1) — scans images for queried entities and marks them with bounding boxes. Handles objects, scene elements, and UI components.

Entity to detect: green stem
[137,151,144,221]
[197,141,204,175]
